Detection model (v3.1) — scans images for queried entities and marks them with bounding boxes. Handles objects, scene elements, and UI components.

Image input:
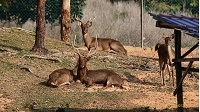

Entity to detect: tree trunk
[31,0,48,54]
[61,0,71,42]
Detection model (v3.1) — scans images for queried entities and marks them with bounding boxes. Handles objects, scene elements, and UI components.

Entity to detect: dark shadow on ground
[120,56,158,72]
[0,44,23,51]
[31,107,199,112]
[39,81,49,87]
[123,72,142,83]
[123,72,161,86]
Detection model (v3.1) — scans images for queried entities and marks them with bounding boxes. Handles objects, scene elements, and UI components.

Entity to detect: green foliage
[109,0,199,16]
[45,0,61,24]
[0,0,14,8]
[0,0,198,26]
[71,0,86,22]
[145,0,199,16]
[0,0,86,25]
[0,0,35,25]
[109,0,139,4]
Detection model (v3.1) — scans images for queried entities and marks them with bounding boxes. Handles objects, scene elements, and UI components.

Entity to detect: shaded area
[120,56,158,72]
[0,44,23,52]
[31,107,199,112]
[123,72,142,83]
[123,72,161,86]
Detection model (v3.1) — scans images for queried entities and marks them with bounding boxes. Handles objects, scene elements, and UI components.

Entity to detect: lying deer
[75,16,127,55]
[47,65,78,88]
[155,34,175,86]
[72,35,124,88]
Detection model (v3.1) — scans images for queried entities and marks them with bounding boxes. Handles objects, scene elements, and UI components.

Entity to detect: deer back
[47,68,76,87]
[86,69,123,87]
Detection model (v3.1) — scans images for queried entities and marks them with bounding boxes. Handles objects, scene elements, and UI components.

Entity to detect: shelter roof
[148,12,199,38]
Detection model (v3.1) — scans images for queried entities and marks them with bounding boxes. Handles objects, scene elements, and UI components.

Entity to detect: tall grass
[76,0,142,46]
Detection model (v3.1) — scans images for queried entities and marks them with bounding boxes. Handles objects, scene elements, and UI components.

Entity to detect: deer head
[75,16,96,35]
[162,34,174,46]
[72,35,98,81]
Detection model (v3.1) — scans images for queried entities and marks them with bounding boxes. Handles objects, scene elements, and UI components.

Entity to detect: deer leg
[167,64,171,81]
[106,78,112,87]
[159,60,165,85]
[171,66,174,86]
[167,65,174,86]
[162,63,166,86]
[58,81,70,87]
[159,60,163,77]
[87,80,93,87]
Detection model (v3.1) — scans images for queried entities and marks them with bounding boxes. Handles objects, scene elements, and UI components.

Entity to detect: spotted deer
[72,35,124,88]
[155,34,175,86]
[75,16,127,55]
[47,65,78,88]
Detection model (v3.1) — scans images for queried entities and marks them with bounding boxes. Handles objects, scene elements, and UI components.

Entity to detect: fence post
[140,0,143,48]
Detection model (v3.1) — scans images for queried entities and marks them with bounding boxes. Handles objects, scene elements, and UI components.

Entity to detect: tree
[61,0,71,42]
[31,0,48,54]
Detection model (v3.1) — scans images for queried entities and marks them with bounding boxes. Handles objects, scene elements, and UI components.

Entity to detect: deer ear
[77,21,82,26]
[171,34,175,39]
[162,33,166,39]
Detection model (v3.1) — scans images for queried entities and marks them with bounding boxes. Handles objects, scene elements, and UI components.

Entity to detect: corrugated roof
[148,12,199,38]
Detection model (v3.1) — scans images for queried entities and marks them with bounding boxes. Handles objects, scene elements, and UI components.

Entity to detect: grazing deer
[72,35,124,88]
[47,65,78,88]
[75,16,127,55]
[155,34,175,86]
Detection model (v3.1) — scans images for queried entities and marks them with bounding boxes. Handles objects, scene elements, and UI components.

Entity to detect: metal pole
[174,29,183,112]
[140,0,143,48]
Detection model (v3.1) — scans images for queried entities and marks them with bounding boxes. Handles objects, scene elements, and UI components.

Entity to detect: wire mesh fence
[0,0,198,48]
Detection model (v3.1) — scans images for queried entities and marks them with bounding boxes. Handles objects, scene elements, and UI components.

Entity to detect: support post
[174,29,183,112]
[140,0,143,48]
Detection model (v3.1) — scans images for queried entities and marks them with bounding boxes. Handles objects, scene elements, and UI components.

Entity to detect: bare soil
[0,28,199,112]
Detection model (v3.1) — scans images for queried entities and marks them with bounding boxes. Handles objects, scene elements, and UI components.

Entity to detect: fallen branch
[22,54,62,63]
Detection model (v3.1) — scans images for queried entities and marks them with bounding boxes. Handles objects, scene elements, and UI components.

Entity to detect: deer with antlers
[72,35,124,88]
[155,34,175,86]
[75,16,127,55]
[47,65,78,88]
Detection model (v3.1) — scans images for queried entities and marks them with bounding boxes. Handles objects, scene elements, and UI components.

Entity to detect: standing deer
[155,34,175,86]
[72,35,124,88]
[75,16,127,55]
[47,65,78,88]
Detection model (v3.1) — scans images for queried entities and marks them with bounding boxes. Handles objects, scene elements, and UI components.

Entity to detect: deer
[72,35,124,88]
[155,34,175,86]
[47,65,78,88]
[75,16,127,55]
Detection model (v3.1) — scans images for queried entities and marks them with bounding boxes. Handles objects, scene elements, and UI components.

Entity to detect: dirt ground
[0,28,199,112]
[1,46,198,112]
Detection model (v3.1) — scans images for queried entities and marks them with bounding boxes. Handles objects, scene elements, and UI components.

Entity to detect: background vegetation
[0,0,198,47]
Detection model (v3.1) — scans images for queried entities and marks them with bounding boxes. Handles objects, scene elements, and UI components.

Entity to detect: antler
[89,16,96,22]
[72,35,81,56]
[74,15,82,22]
[162,33,166,38]
[87,35,98,57]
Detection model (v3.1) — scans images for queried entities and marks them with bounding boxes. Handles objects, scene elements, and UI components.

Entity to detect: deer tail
[155,43,160,51]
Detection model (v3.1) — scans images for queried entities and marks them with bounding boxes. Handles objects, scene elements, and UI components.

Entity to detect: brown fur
[47,66,78,88]
[75,17,127,55]
[77,55,124,88]
[155,35,175,86]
